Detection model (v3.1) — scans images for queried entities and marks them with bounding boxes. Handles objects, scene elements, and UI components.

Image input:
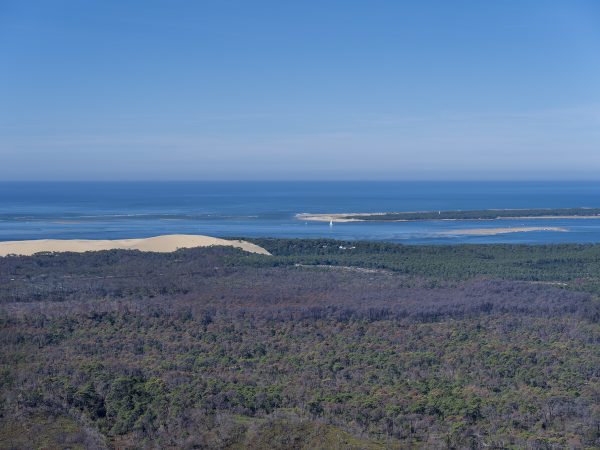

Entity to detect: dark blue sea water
[2,181,600,244]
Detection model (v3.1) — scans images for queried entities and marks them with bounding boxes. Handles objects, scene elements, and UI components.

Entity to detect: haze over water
[2,181,600,244]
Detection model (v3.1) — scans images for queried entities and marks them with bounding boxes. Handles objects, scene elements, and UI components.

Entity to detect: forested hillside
[1,240,599,449]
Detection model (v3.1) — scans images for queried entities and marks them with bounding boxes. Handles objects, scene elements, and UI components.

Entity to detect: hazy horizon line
[3,179,600,183]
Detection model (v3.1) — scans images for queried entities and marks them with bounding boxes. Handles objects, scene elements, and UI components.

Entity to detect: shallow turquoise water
[1,181,600,244]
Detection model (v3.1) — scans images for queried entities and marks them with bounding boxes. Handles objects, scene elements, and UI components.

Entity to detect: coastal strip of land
[0,234,271,257]
[438,227,568,236]
[297,207,600,223]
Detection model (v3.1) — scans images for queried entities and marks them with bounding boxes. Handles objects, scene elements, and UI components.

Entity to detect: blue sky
[1,1,599,180]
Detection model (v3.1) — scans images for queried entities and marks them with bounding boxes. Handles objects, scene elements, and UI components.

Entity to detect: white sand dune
[0,234,271,257]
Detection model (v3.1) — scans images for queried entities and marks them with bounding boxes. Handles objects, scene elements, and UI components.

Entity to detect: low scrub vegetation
[1,241,599,448]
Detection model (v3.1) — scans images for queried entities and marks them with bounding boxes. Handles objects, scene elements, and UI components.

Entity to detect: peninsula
[297,207,600,223]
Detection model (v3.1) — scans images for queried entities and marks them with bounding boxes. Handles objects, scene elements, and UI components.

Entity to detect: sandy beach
[296,212,600,223]
[0,234,271,257]
[438,227,568,236]
[296,213,370,222]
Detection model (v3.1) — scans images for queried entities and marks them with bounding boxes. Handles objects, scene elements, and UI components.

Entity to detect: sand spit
[296,213,368,223]
[0,234,271,257]
[296,212,600,223]
[439,227,568,236]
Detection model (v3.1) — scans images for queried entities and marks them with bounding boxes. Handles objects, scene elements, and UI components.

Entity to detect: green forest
[1,239,599,449]
[333,207,600,221]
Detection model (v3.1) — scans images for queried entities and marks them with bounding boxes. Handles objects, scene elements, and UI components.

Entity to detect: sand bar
[438,227,568,236]
[0,234,271,257]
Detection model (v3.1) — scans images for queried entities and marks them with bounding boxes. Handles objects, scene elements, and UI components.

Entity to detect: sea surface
[2,181,600,244]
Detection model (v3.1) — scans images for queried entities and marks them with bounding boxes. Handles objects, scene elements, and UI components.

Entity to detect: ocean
[2,181,600,244]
